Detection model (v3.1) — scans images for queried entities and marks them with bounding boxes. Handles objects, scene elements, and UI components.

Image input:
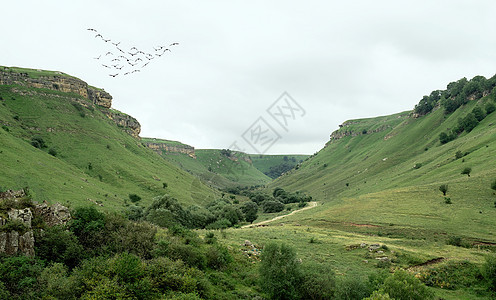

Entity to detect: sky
[3,1,496,154]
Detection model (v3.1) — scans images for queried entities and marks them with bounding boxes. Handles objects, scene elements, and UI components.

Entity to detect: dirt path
[241,201,318,229]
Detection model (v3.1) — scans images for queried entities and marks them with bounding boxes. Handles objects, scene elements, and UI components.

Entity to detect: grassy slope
[157,149,272,189]
[221,97,496,299]
[271,98,496,241]
[0,77,218,210]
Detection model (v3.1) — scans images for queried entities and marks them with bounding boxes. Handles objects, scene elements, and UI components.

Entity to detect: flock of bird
[87,28,179,77]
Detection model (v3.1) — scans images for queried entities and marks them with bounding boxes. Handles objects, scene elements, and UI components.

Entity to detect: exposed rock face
[105,110,141,138]
[0,68,112,108]
[143,140,196,158]
[0,190,71,257]
[34,202,71,227]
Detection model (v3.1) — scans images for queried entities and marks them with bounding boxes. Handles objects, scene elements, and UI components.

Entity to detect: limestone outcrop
[106,110,141,138]
[143,139,196,158]
[0,68,112,108]
[0,189,71,257]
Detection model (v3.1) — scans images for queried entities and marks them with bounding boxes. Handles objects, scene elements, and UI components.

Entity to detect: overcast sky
[3,1,496,154]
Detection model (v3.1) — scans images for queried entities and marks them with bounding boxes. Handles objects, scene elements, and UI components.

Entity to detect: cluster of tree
[414,74,496,116]
[439,101,495,144]
[246,188,312,213]
[264,163,297,179]
[128,194,259,230]
[0,205,263,299]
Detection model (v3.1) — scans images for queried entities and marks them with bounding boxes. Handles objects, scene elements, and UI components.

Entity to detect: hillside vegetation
[0,66,218,210]
[271,74,496,242]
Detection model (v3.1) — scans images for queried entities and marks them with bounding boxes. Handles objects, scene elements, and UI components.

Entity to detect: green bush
[334,276,372,300]
[461,167,472,177]
[35,225,84,268]
[30,135,46,149]
[485,102,496,114]
[381,269,433,300]
[38,263,78,299]
[299,263,336,299]
[491,179,496,193]
[48,148,57,156]
[259,243,302,300]
[262,200,284,213]
[0,256,45,297]
[206,245,232,270]
[129,193,142,203]
[482,255,496,291]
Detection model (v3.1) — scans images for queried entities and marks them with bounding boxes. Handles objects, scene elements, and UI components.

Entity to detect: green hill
[271,75,496,242]
[142,138,272,189]
[0,66,218,210]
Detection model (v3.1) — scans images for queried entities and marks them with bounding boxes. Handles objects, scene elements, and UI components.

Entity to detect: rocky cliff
[0,189,71,257]
[106,109,141,138]
[0,66,142,138]
[142,138,196,158]
[0,67,112,108]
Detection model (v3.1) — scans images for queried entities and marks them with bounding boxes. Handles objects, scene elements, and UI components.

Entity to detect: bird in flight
[88,28,179,77]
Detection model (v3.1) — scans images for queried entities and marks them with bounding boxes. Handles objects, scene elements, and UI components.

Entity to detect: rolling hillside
[0,66,218,210]
[142,138,272,189]
[270,75,496,242]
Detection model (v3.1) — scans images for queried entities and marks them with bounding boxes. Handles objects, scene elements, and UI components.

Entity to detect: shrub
[439,184,448,196]
[381,269,433,300]
[444,197,452,204]
[129,193,141,203]
[162,182,168,189]
[482,255,496,291]
[259,243,302,300]
[206,245,232,270]
[35,225,84,268]
[1,125,9,132]
[491,179,496,193]
[413,163,422,169]
[48,148,57,156]
[455,151,463,159]
[262,200,284,213]
[461,167,472,177]
[38,263,78,299]
[30,135,46,149]
[241,201,258,223]
[363,290,392,300]
[0,256,45,297]
[485,102,496,114]
[299,263,336,299]
[334,276,372,300]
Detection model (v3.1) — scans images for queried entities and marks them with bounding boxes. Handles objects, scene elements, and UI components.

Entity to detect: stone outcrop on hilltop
[0,67,141,138]
[106,110,141,139]
[0,68,112,108]
[143,139,196,158]
[0,189,71,257]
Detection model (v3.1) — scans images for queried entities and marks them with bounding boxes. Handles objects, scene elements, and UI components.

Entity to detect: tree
[462,113,479,132]
[241,201,258,223]
[472,106,485,122]
[439,184,448,196]
[259,243,301,300]
[262,200,284,213]
[439,132,450,144]
[381,270,433,300]
[485,102,495,114]
[461,167,472,177]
